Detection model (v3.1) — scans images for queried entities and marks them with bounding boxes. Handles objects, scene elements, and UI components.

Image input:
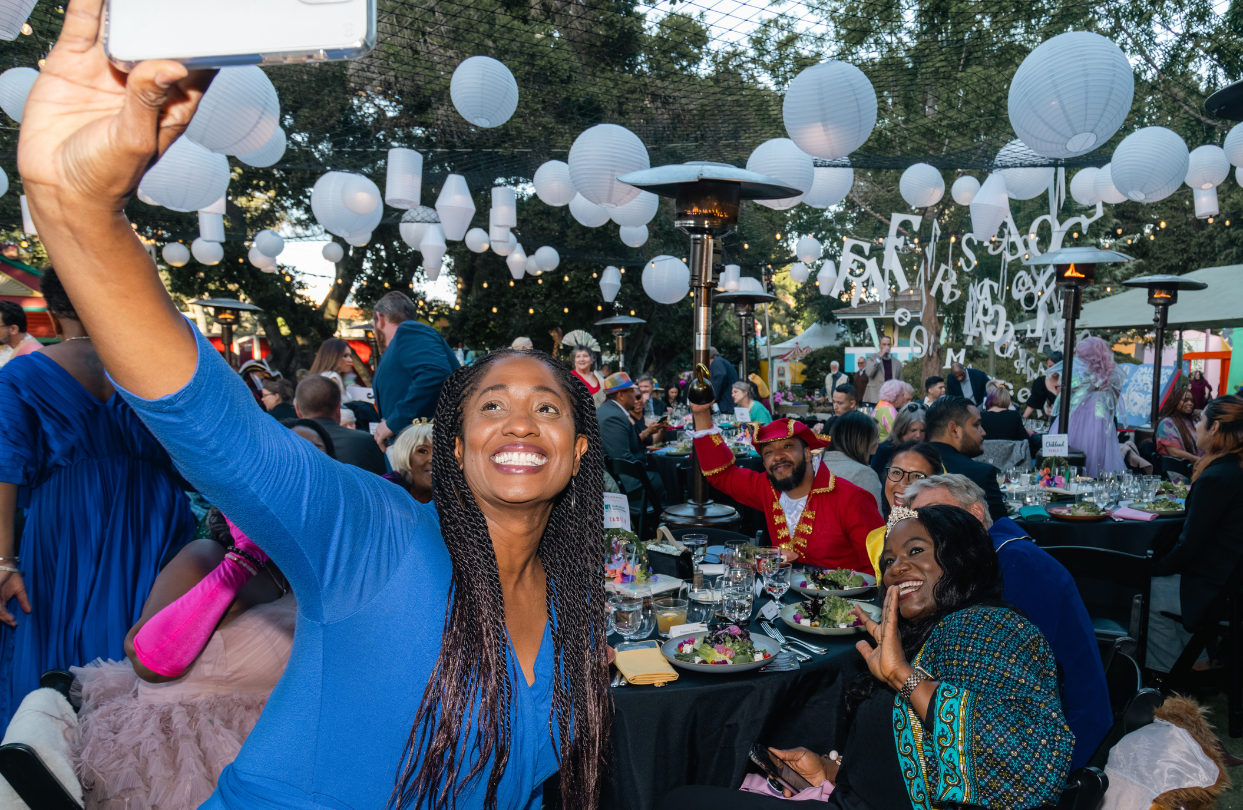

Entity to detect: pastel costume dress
[1049,358,1125,478]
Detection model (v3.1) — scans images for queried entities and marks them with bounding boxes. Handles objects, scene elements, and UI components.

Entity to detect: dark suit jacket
[267,402,297,422]
[929,441,1007,520]
[709,355,738,405]
[312,417,387,476]
[597,400,648,494]
[945,367,990,407]
[373,321,460,429]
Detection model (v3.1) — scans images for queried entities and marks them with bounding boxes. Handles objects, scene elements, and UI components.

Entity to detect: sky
[282,238,458,310]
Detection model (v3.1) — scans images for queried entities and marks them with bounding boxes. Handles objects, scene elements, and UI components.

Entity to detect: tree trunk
[920,256,942,383]
[318,237,366,332]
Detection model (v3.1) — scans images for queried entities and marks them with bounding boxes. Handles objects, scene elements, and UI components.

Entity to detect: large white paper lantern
[435,174,476,240]
[969,173,1010,239]
[1111,126,1189,202]
[345,232,371,247]
[419,224,447,266]
[0,167,9,199]
[899,163,944,208]
[817,261,837,295]
[0,0,37,40]
[1185,145,1230,190]
[506,244,528,278]
[950,175,980,206]
[385,148,422,209]
[1225,125,1243,167]
[619,225,649,248]
[1237,166,1243,188]
[568,124,648,208]
[789,262,810,283]
[139,138,231,213]
[185,66,280,155]
[254,229,284,258]
[322,242,344,263]
[747,138,814,210]
[1093,164,1128,204]
[1008,31,1133,159]
[493,230,518,257]
[720,264,740,291]
[237,127,286,168]
[191,238,223,265]
[994,140,1053,200]
[248,244,276,270]
[570,193,611,227]
[399,206,439,249]
[162,242,190,267]
[600,265,622,302]
[0,67,36,122]
[465,228,490,253]
[425,262,442,282]
[312,172,383,238]
[491,186,517,228]
[796,236,822,264]
[342,174,381,216]
[535,246,560,271]
[609,190,658,227]
[642,255,690,304]
[802,167,853,208]
[533,160,576,207]
[198,211,225,242]
[525,254,542,276]
[450,56,519,128]
[1069,168,1101,205]
[1194,187,1219,219]
[782,61,877,160]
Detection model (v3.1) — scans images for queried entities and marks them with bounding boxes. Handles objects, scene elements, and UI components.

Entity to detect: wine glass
[764,563,792,601]
[683,534,708,570]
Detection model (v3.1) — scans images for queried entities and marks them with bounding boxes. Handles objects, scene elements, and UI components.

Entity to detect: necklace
[63,336,91,342]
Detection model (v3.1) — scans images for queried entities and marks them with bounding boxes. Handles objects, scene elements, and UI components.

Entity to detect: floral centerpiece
[1037,458,1067,488]
[604,528,651,584]
[772,389,813,417]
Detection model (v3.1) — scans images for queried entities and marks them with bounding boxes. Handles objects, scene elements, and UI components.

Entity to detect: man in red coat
[689,402,883,574]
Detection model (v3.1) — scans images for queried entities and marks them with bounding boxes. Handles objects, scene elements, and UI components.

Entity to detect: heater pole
[1057,286,1079,434]
[1149,304,1168,430]
[688,232,714,509]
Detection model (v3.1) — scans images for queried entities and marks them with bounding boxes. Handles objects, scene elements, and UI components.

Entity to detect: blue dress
[117,329,560,810]
[0,351,195,728]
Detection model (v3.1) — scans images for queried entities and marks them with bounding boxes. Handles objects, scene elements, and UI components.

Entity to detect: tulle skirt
[1054,393,1125,478]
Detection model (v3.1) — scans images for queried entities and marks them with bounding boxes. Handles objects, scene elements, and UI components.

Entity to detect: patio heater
[714,288,777,383]
[617,162,800,528]
[1122,274,1208,430]
[189,297,264,369]
[594,314,646,373]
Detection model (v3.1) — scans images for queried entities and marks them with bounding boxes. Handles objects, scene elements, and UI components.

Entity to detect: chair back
[979,439,1030,471]
[1043,546,1153,667]
[610,458,663,539]
[1102,644,1141,717]
[1054,766,1107,810]
[662,526,754,546]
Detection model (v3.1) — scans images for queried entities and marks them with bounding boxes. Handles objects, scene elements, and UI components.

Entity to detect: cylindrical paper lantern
[248,244,276,270]
[435,174,476,240]
[345,232,371,247]
[385,148,423,209]
[341,174,381,216]
[796,236,822,263]
[450,56,519,128]
[1093,164,1128,204]
[600,266,622,302]
[191,238,223,265]
[789,262,810,283]
[0,0,38,40]
[782,61,877,160]
[200,195,226,216]
[311,172,383,238]
[1008,31,1134,159]
[0,66,37,122]
[255,229,284,258]
[1185,145,1230,190]
[198,212,225,243]
[19,194,33,234]
[506,244,528,278]
[535,246,560,271]
[619,225,649,248]
[899,163,944,208]
[492,230,518,257]
[951,175,980,206]
[568,124,648,208]
[995,140,1053,200]
[969,173,1010,239]
[802,167,853,209]
[1225,125,1243,167]
[609,190,659,227]
[491,186,517,228]
[419,224,446,266]
[1194,187,1219,219]
[720,264,740,291]
[1111,126,1189,202]
[322,241,344,263]
[570,193,611,227]
[139,138,231,213]
[817,261,837,295]
[1069,168,1101,206]
[642,255,690,304]
[747,138,814,210]
[533,160,576,207]
[237,127,286,169]
[465,228,490,253]
[399,206,439,249]
[185,66,280,155]
[162,242,190,267]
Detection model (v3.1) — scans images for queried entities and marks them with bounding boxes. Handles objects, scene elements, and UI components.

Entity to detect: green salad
[672,626,770,665]
[1157,481,1190,499]
[1058,503,1104,516]
[1132,498,1183,512]
[801,568,866,591]
[791,594,861,628]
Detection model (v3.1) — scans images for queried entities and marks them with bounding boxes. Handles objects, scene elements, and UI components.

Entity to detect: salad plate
[791,568,877,598]
[779,597,880,636]
[1128,498,1186,517]
[661,627,781,673]
[1047,504,1109,522]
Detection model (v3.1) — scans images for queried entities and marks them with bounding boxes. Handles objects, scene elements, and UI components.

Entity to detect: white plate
[605,577,684,596]
[660,632,782,673]
[779,600,880,636]
[791,570,877,598]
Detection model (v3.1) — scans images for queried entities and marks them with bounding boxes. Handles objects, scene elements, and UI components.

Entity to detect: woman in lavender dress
[1050,336,1126,477]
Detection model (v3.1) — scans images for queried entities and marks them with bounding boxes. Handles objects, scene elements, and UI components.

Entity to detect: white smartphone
[104,0,375,71]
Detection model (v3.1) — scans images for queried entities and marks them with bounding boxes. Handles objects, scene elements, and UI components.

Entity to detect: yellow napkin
[614,647,679,686]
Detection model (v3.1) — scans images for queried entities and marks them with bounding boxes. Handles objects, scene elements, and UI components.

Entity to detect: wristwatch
[899,666,933,704]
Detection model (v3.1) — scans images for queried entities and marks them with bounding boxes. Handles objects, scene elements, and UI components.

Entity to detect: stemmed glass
[764,563,792,601]
[683,534,709,571]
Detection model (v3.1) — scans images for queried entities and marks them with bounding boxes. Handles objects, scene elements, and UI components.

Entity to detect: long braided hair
[390,349,611,810]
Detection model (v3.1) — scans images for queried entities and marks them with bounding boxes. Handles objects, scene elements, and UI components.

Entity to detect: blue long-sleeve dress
[116,328,559,810]
[0,351,195,728]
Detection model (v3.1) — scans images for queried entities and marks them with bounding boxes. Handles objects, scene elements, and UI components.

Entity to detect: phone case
[104,0,376,70]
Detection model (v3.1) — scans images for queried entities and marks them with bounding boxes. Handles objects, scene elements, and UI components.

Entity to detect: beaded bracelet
[0,565,21,575]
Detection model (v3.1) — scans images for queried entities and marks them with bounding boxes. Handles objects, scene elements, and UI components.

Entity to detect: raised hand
[853,585,913,690]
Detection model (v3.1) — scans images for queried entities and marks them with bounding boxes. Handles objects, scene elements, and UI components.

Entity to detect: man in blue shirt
[905,473,1112,770]
[370,292,460,449]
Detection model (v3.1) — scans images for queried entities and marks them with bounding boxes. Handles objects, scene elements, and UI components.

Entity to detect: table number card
[734,407,752,422]
[603,493,631,531]
[758,600,781,621]
[1042,433,1069,457]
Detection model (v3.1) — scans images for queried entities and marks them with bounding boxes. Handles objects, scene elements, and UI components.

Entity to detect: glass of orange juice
[654,597,688,638]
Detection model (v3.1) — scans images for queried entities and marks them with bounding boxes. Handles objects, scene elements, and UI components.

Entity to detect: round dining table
[1017,514,1185,557]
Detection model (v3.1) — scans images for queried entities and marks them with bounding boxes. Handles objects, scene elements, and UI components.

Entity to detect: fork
[760,623,811,662]
[763,621,826,655]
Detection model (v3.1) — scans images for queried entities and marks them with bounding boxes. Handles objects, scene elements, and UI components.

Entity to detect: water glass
[683,534,709,568]
[754,548,783,575]
[608,593,644,640]
[687,577,721,624]
[723,585,753,625]
[724,565,756,593]
[655,597,689,638]
[764,563,792,600]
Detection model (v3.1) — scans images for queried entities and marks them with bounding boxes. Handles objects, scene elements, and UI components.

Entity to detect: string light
[630,310,636,316]
[597,305,603,311]
[509,280,514,286]
[1209,217,1215,223]
[775,233,782,240]
[563,275,569,282]
[482,282,488,288]
[1160,221,1166,228]
[528,308,534,314]
[563,307,569,313]
[1149,234,1155,240]
[454,304,460,310]
[537,279,543,284]
[950,235,956,243]
[744,243,749,249]
[20,23,32,34]
[1072,232,1078,238]
[1117,228,1123,234]
[620,268,625,273]
[592,272,598,278]
[491,307,497,313]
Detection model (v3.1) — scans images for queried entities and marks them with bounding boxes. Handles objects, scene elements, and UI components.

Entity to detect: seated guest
[260,377,297,422]
[689,401,882,573]
[383,420,433,503]
[731,380,773,425]
[872,379,913,442]
[945,361,989,407]
[870,407,926,478]
[664,384,682,413]
[905,474,1111,770]
[597,372,666,498]
[294,375,386,475]
[824,411,883,511]
[627,388,665,446]
[979,381,1031,442]
[865,441,942,574]
[637,374,667,418]
[1155,386,1201,482]
[822,383,858,436]
[1022,351,1061,419]
[926,395,1007,520]
[920,375,945,410]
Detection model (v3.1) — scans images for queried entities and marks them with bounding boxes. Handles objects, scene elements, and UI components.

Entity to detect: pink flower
[727,625,742,636]
[713,645,735,658]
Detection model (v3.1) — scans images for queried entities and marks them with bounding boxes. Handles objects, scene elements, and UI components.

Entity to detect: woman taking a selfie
[16,7,611,810]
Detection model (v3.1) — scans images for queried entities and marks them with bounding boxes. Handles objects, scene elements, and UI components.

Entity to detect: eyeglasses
[885,467,928,483]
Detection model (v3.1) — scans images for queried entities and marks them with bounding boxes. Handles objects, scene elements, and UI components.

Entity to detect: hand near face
[854,585,912,690]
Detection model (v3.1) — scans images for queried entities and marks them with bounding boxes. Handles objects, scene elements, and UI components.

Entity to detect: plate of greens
[1128,498,1186,517]
[792,567,877,597]
[1047,503,1109,522]
[663,443,693,457]
[1157,481,1190,500]
[780,596,880,636]
[661,626,781,673]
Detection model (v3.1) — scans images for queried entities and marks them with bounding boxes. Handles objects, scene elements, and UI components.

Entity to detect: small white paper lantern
[237,127,286,169]
[609,190,658,227]
[738,276,764,293]
[782,61,877,160]
[1225,125,1243,167]
[450,56,519,128]
[619,225,649,248]
[139,138,231,213]
[1093,164,1128,204]
[533,160,576,207]
[796,236,822,264]
[198,211,225,243]
[312,172,383,238]
[248,244,276,270]
[385,148,423,209]
[525,254,542,276]
[720,264,740,291]
[1194,187,1219,219]
[570,193,611,227]
[322,241,344,263]
[493,230,518,257]
[1185,145,1230,190]
[600,266,622,302]
[191,238,223,265]
[419,224,447,266]
[0,0,37,40]
[899,163,945,208]
[789,262,810,283]
[345,232,371,247]
[951,175,980,206]
[255,229,284,258]
[1069,168,1101,206]
[19,194,33,234]
[1008,31,1134,159]
[747,138,814,210]
[969,173,1010,239]
[0,166,7,199]
[642,255,690,304]
[435,174,476,240]
[995,140,1053,200]
[802,167,853,209]
[491,186,517,228]
[1237,166,1243,188]
[259,264,278,275]
[465,228,490,253]
[506,244,528,278]
[817,261,837,295]
[0,67,37,122]
[185,66,280,155]
[568,123,648,208]
[1111,126,1189,202]
[535,246,560,271]
[399,206,439,249]
[342,174,381,216]
[162,242,191,267]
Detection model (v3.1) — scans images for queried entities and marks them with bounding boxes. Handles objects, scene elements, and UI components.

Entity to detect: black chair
[1043,546,1153,668]
[608,457,664,540]
[1101,638,1142,716]
[1053,766,1108,810]
[0,670,85,810]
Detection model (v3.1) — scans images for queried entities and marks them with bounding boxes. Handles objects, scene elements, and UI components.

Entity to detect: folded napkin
[1018,505,1050,522]
[614,647,679,686]
[1110,506,1158,522]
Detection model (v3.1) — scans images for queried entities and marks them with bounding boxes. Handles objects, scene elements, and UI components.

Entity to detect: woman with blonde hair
[308,338,356,403]
[570,345,606,406]
[979,381,1030,442]
[384,420,434,503]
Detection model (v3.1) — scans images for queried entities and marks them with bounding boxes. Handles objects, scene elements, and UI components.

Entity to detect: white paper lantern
[525,254,542,276]
[1069,168,1101,206]
[609,190,658,227]
[1185,145,1230,190]
[435,174,476,240]
[795,236,822,264]
[0,67,37,122]
[720,264,740,291]
[969,173,1010,239]
[0,0,37,40]
[738,276,764,293]
[817,261,837,295]
[1225,126,1243,167]
[237,127,286,169]
[789,262,810,283]
[259,264,279,275]
[493,230,518,257]
[950,176,980,206]
[1194,187,1219,219]
[802,167,853,209]
[342,174,381,216]
[419,224,446,266]
[322,242,344,263]
[385,148,423,209]
[782,61,877,160]
[507,244,528,278]
[255,229,284,258]
[899,163,945,208]
[185,66,280,155]
[345,232,371,247]
[138,138,231,213]
[1093,164,1128,204]
[465,228,490,253]
[161,242,190,267]
[1111,126,1190,202]
[1237,166,1243,188]
[747,138,814,210]
[994,140,1054,200]
[568,124,648,208]
[198,211,225,242]
[491,186,517,228]
[570,193,611,227]
[248,244,276,270]
[1008,31,1134,159]
[642,255,690,304]
[425,262,442,282]
[201,196,226,216]
[399,206,439,249]
[311,172,383,239]
[450,56,519,128]
[136,188,160,206]
[535,246,560,271]
[19,194,33,234]
[619,225,648,248]
[533,160,576,207]
[191,238,223,265]
[0,166,7,199]
[600,265,622,302]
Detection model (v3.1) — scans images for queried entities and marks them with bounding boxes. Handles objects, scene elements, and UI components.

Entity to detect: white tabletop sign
[734,407,752,422]
[1042,433,1069,457]
[603,492,631,531]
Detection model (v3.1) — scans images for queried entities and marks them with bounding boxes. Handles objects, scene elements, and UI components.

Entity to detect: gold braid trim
[701,456,736,476]
[810,471,837,495]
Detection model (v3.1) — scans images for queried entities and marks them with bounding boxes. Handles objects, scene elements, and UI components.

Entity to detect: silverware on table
[760,623,811,662]
[762,620,826,655]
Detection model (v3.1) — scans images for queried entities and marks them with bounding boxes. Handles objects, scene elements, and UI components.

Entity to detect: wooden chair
[1043,546,1153,667]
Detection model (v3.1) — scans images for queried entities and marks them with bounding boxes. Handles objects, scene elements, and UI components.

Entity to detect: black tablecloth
[1017,515,1185,557]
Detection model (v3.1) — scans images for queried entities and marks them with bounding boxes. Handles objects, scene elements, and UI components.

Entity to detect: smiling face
[573,349,593,373]
[1179,389,1195,415]
[760,438,811,492]
[881,518,944,621]
[407,442,433,501]
[884,449,937,509]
